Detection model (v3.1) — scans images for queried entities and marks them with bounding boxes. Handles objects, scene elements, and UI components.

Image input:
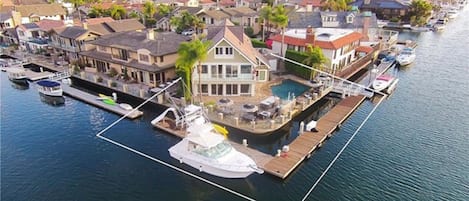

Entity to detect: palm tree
[259,5,273,41]
[110,5,126,20]
[143,1,156,27]
[303,45,329,80]
[272,5,288,57]
[176,37,211,103]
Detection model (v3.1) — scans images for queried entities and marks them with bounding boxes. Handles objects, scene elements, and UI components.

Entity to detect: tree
[143,1,156,18]
[272,5,288,56]
[408,0,433,26]
[321,0,353,11]
[157,4,172,16]
[302,45,329,79]
[110,5,126,20]
[259,5,273,41]
[88,6,104,18]
[67,0,85,21]
[170,11,202,33]
[176,37,211,103]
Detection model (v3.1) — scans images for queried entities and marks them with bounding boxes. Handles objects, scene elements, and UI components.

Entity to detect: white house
[13,4,66,24]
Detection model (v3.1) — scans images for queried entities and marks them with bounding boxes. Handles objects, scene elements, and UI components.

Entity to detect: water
[2,10,469,201]
[271,79,310,100]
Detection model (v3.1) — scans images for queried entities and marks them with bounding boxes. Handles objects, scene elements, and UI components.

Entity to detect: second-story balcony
[28,38,50,45]
[48,41,79,52]
[198,73,255,81]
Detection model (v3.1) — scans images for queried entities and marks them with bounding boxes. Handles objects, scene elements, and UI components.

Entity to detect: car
[181,29,194,36]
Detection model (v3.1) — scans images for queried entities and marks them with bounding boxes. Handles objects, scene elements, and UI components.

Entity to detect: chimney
[306,25,315,46]
[362,12,371,41]
[82,22,88,30]
[147,29,155,40]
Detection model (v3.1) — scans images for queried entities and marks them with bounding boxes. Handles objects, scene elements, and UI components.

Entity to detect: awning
[355,46,374,53]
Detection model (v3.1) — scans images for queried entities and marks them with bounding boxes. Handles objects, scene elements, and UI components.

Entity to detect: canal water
[2,10,469,201]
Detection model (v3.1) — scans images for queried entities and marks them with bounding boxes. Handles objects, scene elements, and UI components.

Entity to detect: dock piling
[299,121,305,134]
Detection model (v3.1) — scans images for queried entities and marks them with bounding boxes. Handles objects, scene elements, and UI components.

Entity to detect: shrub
[110,81,117,87]
[97,76,103,83]
[251,39,267,48]
[284,49,310,80]
[73,65,81,74]
[244,27,254,37]
[108,68,118,77]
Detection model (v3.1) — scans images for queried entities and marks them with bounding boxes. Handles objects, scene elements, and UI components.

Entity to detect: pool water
[271,79,310,100]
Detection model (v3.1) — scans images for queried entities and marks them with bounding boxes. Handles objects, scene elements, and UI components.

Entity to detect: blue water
[2,9,469,201]
[271,79,310,100]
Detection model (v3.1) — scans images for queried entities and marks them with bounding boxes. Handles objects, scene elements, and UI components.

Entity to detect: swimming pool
[271,79,310,100]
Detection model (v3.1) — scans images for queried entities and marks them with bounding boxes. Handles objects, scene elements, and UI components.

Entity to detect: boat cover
[376,75,393,81]
[37,80,60,87]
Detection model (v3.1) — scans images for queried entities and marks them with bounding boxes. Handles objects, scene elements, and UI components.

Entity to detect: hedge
[251,39,267,48]
[285,49,312,80]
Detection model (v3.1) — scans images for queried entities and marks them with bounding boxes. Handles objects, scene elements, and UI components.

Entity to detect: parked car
[181,29,194,36]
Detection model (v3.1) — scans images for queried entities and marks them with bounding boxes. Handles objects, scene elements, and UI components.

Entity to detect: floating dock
[263,95,366,179]
[62,84,143,119]
[24,69,54,81]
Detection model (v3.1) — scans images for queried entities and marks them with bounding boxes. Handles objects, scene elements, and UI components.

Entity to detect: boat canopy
[377,75,393,81]
[37,80,61,87]
[186,123,224,148]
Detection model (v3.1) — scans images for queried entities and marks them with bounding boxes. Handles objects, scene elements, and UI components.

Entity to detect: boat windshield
[194,141,233,159]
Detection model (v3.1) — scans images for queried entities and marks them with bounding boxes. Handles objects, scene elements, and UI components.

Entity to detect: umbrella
[217,98,234,108]
[242,104,258,113]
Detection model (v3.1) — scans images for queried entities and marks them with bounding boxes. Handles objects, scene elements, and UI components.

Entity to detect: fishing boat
[372,75,398,93]
[396,47,416,66]
[7,68,28,86]
[152,104,263,178]
[36,80,63,97]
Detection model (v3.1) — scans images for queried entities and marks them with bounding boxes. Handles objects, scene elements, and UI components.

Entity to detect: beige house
[12,4,66,25]
[222,7,261,35]
[199,10,231,26]
[79,30,189,87]
[193,20,270,97]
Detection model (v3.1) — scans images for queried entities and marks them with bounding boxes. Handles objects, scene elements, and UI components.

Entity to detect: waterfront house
[12,4,66,24]
[351,0,410,21]
[0,28,19,46]
[193,20,270,97]
[269,26,363,73]
[16,20,64,53]
[49,19,144,62]
[78,30,189,87]
[288,11,379,41]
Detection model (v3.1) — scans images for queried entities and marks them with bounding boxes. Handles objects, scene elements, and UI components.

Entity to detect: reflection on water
[11,82,29,90]
[39,94,65,106]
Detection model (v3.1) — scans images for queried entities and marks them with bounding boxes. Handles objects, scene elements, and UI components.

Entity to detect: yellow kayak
[213,123,228,137]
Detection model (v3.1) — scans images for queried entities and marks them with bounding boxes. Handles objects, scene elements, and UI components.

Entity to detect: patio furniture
[242,113,256,122]
[242,104,258,113]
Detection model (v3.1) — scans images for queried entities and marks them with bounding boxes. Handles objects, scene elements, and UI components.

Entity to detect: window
[225,65,238,78]
[201,65,208,74]
[139,54,149,62]
[240,65,251,74]
[225,84,238,95]
[150,73,155,84]
[113,48,128,61]
[201,84,208,94]
[159,56,164,63]
[225,47,233,55]
[210,65,223,78]
[240,84,250,94]
[215,46,234,57]
[211,84,223,95]
[18,31,24,36]
[215,47,223,55]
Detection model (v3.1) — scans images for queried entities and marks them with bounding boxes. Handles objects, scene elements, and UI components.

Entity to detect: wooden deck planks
[262,95,366,179]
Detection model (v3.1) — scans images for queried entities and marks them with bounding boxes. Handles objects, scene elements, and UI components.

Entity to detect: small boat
[372,75,398,92]
[36,80,63,97]
[433,19,446,31]
[7,68,28,86]
[119,103,133,111]
[446,9,459,19]
[212,123,229,137]
[103,98,116,105]
[306,120,318,132]
[396,47,416,66]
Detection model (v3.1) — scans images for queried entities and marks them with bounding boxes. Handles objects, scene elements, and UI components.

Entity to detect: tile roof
[199,0,216,4]
[174,6,204,15]
[269,31,363,49]
[89,30,190,56]
[84,17,115,25]
[299,0,322,6]
[14,3,66,17]
[219,0,236,6]
[35,19,65,31]
[201,10,231,20]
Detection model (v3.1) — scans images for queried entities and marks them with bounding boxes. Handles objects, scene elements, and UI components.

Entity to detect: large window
[211,84,223,95]
[201,84,208,94]
[211,65,223,78]
[113,48,128,61]
[225,84,238,95]
[240,65,252,74]
[225,65,238,78]
[240,84,250,95]
[201,65,208,74]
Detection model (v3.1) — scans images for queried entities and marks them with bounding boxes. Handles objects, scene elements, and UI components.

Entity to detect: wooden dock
[263,95,366,179]
[24,69,54,81]
[61,84,143,119]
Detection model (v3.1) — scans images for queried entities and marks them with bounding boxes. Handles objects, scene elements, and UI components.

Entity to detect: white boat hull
[38,88,63,97]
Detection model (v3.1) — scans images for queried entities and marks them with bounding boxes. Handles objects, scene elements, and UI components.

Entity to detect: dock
[24,69,54,81]
[61,84,143,119]
[262,95,366,179]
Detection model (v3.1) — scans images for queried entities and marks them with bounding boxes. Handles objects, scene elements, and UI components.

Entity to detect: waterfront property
[11,3,67,24]
[192,20,271,97]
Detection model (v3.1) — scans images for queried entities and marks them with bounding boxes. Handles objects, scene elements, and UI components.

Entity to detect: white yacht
[396,47,416,66]
[372,74,399,93]
[7,67,28,86]
[152,104,263,178]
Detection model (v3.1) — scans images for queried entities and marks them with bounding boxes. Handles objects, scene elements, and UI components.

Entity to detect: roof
[269,28,363,49]
[103,19,145,32]
[222,7,257,17]
[174,6,204,15]
[199,0,216,4]
[288,11,379,29]
[0,12,13,21]
[298,0,322,6]
[84,17,115,25]
[201,10,231,20]
[11,0,48,5]
[88,30,190,56]
[186,123,224,148]
[55,26,90,39]
[219,0,236,6]
[35,19,65,31]
[19,23,39,30]
[14,3,66,17]
[352,0,409,9]
[355,46,373,53]
[37,80,60,87]
[206,19,270,68]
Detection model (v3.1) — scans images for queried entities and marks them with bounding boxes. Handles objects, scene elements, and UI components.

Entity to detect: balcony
[28,38,49,45]
[199,73,254,81]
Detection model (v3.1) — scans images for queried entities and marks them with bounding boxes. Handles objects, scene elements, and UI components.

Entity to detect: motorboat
[433,19,446,31]
[119,103,133,111]
[372,74,398,93]
[36,80,63,97]
[396,47,416,66]
[152,104,263,178]
[446,9,458,19]
[7,68,28,86]
[169,123,263,178]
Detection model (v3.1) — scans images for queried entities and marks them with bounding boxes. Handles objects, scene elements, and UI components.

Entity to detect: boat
[119,103,133,111]
[212,123,229,137]
[152,104,263,178]
[7,68,28,86]
[433,19,446,31]
[306,120,318,132]
[446,9,459,19]
[103,98,116,105]
[396,47,416,66]
[372,75,398,93]
[36,80,63,97]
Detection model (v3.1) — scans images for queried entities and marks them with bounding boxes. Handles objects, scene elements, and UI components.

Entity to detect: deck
[61,84,143,119]
[262,95,366,179]
[24,69,54,81]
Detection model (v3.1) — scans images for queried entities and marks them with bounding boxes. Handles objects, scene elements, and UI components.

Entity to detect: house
[235,0,264,11]
[288,11,378,41]
[222,7,260,35]
[16,19,64,53]
[193,20,270,97]
[199,0,217,10]
[351,0,410,21]
[269,26,363,73]
[1,12,16,29]
[0,28,19,46]
[78,30,189,87]
[156,6,204,31]
[49,19,144,62]
[12,3,66,24]
[176,0,200,7]
[199,10,231,26]
[291,0,323,12]
[219,0,237,8]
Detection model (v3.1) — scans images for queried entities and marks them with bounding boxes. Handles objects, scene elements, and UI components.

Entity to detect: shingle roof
[35,19,65,31]
[0,12,13,21]
[15,3,66,17]
[20,23,40,29]
[89,30,190,56]
[175,6,204,15]
[103,19,145,32]
[222,7,257,17]
[288,11,378,29]
[55,26,89,39]
[84,17,114,25]
[201,10,231,20]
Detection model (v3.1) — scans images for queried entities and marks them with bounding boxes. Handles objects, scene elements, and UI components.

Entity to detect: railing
[49,71,71,81]
[200,74,254,81]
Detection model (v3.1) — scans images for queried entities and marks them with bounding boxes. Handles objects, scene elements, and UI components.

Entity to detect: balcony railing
[199,74,254,81]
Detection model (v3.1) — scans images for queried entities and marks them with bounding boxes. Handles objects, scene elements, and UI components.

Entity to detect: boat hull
[9,77,29,86]
[38,89,63,97]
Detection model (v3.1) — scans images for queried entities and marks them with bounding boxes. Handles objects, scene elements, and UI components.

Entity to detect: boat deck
[262,95,366,179]
[61,84,143,119]
[24,69,54,81]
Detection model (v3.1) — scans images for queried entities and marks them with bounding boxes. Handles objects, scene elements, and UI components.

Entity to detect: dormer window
[139,54,149,62]
[346,14,355,23]
[215,46,234,58]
